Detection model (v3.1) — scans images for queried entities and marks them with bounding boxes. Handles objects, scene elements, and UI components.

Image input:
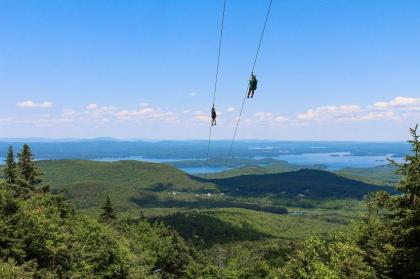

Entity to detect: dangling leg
[247,89,251,98]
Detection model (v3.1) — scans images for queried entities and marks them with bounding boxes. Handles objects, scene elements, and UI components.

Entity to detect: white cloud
[61,109,78,117]
[297,105,362,122]
[5,96,418,137]
[254,112,274,121]
[116,108,153,120]
[192,110,210,123]
[193,115,209,122]
[372,96,420,112]
[372,101,388,110]
[87,105,116,114]
[297,96,420,123]
[58,109,79,123]
[115,105,177,123]
[275,116,289,122]
[9,111,81,126]
[17,100,53,109]
[84,103,179,123]
[83,104,118,123]
[189,92,197,97]
[0,117,14,124]
[86,103,98,110]
[252,112,289,124]
[356,111,398,121]
[393,96,419,106]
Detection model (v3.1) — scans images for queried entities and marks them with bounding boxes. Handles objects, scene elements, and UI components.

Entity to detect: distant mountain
[0,137,121,142]
[212,169,397,199]
[0,140,410,160]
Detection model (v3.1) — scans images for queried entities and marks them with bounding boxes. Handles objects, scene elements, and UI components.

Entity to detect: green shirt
[249,76,258,90]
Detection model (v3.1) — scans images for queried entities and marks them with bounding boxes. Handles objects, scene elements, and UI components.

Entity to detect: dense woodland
[0,126,419,278]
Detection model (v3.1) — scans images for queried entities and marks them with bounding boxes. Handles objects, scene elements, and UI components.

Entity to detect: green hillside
[38,160,217,209]
[206,160,398,186]
[174,157,326,179]
[34,160,395,213]
[212,169,395,199]
[205,165,298,179]
[336,165,399,186]
[170,157,318,169]
[153,207,352,248]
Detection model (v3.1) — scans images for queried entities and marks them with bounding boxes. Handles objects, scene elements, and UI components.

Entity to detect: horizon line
[0,137,408,143]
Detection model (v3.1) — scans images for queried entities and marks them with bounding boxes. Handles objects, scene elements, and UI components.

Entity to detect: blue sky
[0,0,419,140]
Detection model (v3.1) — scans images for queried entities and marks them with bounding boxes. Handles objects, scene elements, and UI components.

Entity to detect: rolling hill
[30,160,397,212]
[336,165,399,186]
[212,169,396,199]
[38,160,217,209]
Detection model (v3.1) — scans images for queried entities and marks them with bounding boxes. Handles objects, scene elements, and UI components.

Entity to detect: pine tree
[358,125,420,278]
[4,145,17,184]
[17,144,42,188]
[100,195,116,223]
[387,124,420,278]
[393,124,420,207]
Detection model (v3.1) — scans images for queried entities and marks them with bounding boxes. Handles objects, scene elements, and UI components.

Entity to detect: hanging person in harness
[211,106,217,126]
[247,74,258,98]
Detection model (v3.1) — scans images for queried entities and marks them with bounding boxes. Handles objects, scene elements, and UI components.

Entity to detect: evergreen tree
[3,145,17,184]
[280,236,375,279]
[387,124,420,278]
[17,144,42,188]
[100,195,116,223]
[358,125,420,278]
[393,124,420,207]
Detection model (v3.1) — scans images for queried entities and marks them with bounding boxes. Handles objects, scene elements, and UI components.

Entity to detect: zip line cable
[227,0,273,160]
[251,0,273,74]
[204,0,227,171]
[211,0,227,107]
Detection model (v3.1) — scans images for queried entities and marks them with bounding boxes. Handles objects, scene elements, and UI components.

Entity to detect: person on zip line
[247,74,258,98]
[211,106,217,126]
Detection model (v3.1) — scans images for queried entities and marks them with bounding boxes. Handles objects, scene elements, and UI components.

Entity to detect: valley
[27,159,391,253]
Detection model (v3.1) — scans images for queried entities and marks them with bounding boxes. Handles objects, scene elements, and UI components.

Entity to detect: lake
[91,156,228,174]
[92,152,404,173]
[265,152,403,170]
[0,152,404,174]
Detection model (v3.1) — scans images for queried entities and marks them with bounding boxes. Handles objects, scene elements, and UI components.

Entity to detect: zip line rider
[211,106,217,126]
[247,74,258,98]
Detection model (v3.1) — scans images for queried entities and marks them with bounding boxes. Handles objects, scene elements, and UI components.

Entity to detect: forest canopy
[0,125,419,278]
